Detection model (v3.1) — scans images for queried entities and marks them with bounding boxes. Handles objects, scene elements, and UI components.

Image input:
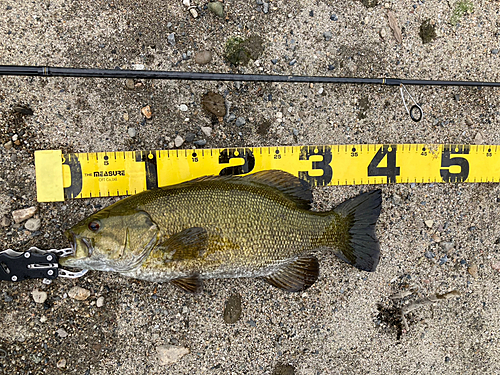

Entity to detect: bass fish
[60,170,382,293]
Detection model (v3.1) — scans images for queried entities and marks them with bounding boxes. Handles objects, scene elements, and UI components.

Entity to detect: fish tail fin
[321,189,382,272]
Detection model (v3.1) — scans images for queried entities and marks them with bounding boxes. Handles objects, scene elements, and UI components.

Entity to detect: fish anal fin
[171,275,202,293]
[156,227,208,261]
[262,255,319,292]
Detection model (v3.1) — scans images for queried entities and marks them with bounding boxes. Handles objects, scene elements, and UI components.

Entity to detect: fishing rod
[2,65,500,122]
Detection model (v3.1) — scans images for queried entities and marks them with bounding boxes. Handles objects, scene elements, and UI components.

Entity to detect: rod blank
[1,65,500,87]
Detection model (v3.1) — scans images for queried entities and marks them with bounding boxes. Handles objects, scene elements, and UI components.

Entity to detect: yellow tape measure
[34,144,500,202]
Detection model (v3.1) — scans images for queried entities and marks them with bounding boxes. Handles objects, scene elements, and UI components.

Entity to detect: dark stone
[272,363,295,375]
[419,19,437,44]
[223,293,242,324]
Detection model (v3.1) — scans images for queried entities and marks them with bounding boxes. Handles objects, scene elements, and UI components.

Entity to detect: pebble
[272,363,295,375]
[123,112,129,121]
[24,218,41,232]
[380,28,387,39]
[491,262,500,271]
[208,1,224,17]
[323,31,333,41]
[125,79,135,89]
[201,126,212,137]
[424,219,434,228]
[248,320,257,327]
[292,128,299,136]
[223,293,242,324]
[40,315,47,323]
[330,14,338,21]
[56,358,66,369]
[96,296,104,307]
[56,328,68,338]
[474,131,484,144]
[31,289,47,304]
[12,134,18,142]
[13,106,34,115]
[175,135,184,147]
[263,2,269,13]
[1,215,10,227]
[128,127,137,138]
[185,133,196,142]
[156,345,189,365]
[289,59,297,66]
[492,49,499,55]
[235,117,246,126]
[194,139,207,147]
[256,0,263,4]
[12,206,36,224]
[141,105,153,119]
[4,294,13,302]
[424,251,435,259]
[467,264,478,278]
[440,241,454,252]
[167,33,176,46]
[68,286,91,301]
[179,104,188,112]
[194,50,212,65]
[271,58,278,64]
[4,141,13,150]
[439,255,449,265]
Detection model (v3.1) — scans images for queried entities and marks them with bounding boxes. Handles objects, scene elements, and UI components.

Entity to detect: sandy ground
[1,0,500,374]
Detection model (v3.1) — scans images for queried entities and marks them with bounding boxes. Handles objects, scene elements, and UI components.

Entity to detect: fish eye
[88,220,101,232]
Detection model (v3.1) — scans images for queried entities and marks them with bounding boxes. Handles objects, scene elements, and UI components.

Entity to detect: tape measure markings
[34,144,500,202]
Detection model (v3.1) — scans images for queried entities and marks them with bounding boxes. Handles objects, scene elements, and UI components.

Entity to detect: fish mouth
[61,231,94,266]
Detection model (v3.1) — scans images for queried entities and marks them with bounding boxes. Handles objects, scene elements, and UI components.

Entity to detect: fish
[60,170,382,293]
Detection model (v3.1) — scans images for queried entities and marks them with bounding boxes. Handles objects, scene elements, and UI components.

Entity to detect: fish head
[61,208,159,272]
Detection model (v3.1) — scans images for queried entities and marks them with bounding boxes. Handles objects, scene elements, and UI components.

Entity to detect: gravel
[1,1,500,374]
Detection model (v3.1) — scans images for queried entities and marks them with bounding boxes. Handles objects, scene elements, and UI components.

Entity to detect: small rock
[194,50,212,65]
[39,315,47,323]
[465,116,473,126]
[1,215,10,227]
[68,286,91,301]
[185,133,196,142]
[323,31,333,41]
[439,255,449,265]
[201,91,226,117]
[272,363,295,375]
[208,1,224,17]
[56,328,68,338]
[4,294,13,302]
[167,33,176,46]
[330,14,338,21]
[157,345,189,365]
[227,113,236,122]
[123,112,129,121]
[474,131,484,144]
[289,59,297,66]
[141,105,152,119]
[424,219,434,228]
[12,134,18,142]
[380,28,387,39]
[96,296,104,308]
[492,49,499,55]
[440,241,454,252]
[256,0,263,4]
[263,2,269,13]
[13,106,34,116]
[31,289,47,304]
[292,128,299,136]
[271,58,278,64]
[56,358,66,369]
[194,139,207,147]
[4,141,13,150]
[179,104,188,112]
[12,206,36,224]
[424,251,435,259]
[467,264,478,278]
[175,135,184,147]
[25,218,41,232]
[491,262,500,271]
[125,79,135,89]
[201,126,212,137]
[247,319,257,327]
[235,117,246,126]
[223,293,242,323]
[128,127,137,138]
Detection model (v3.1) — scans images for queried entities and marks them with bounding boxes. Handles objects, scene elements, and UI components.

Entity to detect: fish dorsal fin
[158,227,208,261]
[262,255,319,292]
[241,170,313,209]
[171,275,202,293]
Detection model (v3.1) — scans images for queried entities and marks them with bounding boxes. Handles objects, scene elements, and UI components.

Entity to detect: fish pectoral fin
[262,255,319,292]
[171,275,202,293]
[158,227,208,261]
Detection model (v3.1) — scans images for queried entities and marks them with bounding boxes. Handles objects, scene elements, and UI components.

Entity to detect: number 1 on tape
[34,144,500,202]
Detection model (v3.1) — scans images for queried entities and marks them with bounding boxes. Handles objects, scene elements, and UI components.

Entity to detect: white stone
[179,104,188,112]
[32,289,47,304]
[68,286,91,301]
[157,345,189,365]
[25,218,41,231]
[201,126,212,137]
[96,296,104,308]
[12,206,36,224]
[174,135,184,147]
[424,219,434,228]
